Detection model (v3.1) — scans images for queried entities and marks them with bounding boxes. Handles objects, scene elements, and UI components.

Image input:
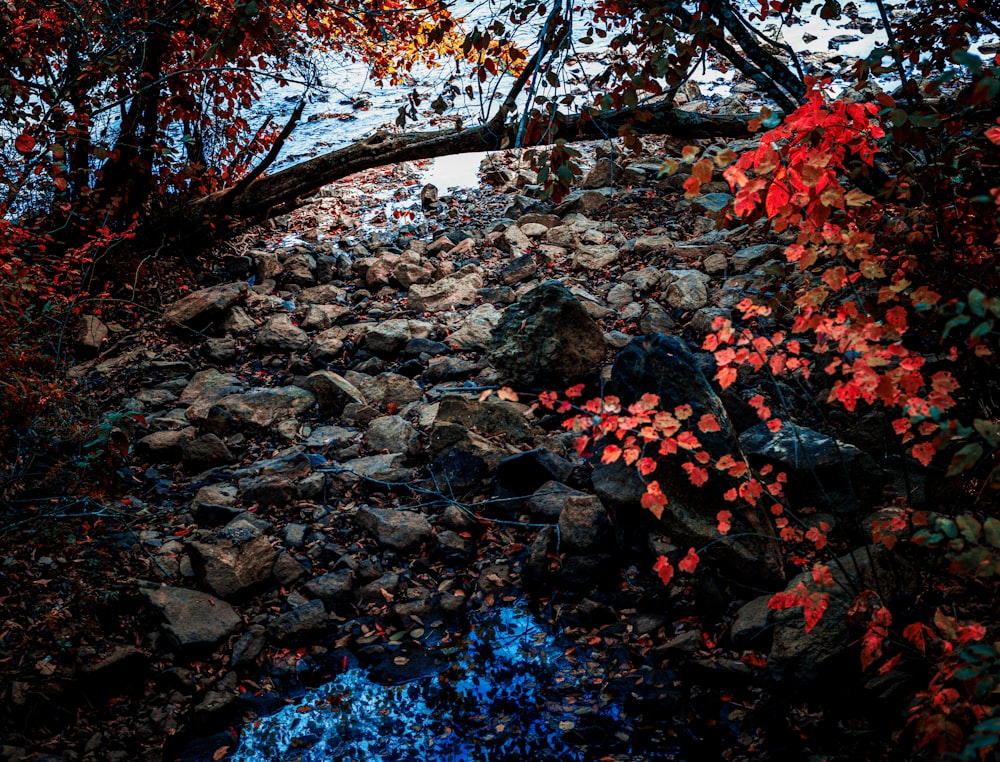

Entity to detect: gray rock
[499,253,539,285]
[297,305,332,331]
[256,314,310,352]
[187,530,276,598]
[343,453,413,481]
[305,370,366,416]
[75,314,108,355]
[582,157,626,189]
[164,282,248,331]
[310,328,346,361]
[661,270,711,310]
[407,269,482,312]
[357,372,423,410]
[230,625,267,669]
[215,386,315,427]
[632,234,674,255]
[730,595,774,650]
[447,304,502,351]
[136,426,196,462]
[528,481,591,521]
[355,507,432,552]
[139,582,243,651]
[558,495,612,552]
[574,244,619,270]
[180,370,244,420]
[302,570,355,607]
[365,415,420,455]
[267,599,328,644]
[182,433,233,469]
[271,552,307,586]
[366,319,433,355]
[692,193,733,213]
[488,281,606,386]
[732,244,782,273]
[202,337,237,365]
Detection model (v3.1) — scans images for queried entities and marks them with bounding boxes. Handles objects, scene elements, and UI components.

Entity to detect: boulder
[365,319,433,355]
[164,282,248,331]
[365,415,420,455]
[139,582,243,652]
[187,527,276,599]
[558,495,613,553]
[182,434,233,469]
[305,370,366,416]
[75,315,108,356]
[302,570,355,608]
[769,545,917,684]
[407,268,482,312]
[215,386,315,428]
[267,599,328,645]
[660,270,711,310]
[447,304,502,351]
[601,334,784,583]
[574,244,620,270]
[488,281,606,386]
[255,314,310,352]
[355,507,432,552]
[356,372,423,410]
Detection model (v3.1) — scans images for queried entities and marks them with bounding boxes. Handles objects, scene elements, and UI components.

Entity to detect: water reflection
[232,602,675,761]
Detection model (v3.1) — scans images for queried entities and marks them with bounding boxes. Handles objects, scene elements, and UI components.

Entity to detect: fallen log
[140,104,760,249]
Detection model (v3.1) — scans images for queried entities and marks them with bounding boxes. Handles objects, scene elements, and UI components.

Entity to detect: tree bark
[139,103,761,250]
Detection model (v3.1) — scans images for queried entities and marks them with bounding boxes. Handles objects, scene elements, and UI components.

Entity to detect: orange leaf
[678,547,700,574]
[653,555,674,586]
[496,386,519,402]
[600,445,622,464]
[697,413,721,432]
[716,366,737,389]
[637,456,657,476]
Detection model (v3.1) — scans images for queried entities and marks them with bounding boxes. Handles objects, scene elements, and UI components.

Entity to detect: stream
[229,602,683,761]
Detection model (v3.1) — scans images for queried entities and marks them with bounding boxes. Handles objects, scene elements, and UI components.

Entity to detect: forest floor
[0,136,976,762]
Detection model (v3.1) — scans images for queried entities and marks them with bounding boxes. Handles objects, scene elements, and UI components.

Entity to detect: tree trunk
[138,103,761,251]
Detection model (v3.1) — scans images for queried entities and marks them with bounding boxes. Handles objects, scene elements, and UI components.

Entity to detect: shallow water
[231,602,680,762]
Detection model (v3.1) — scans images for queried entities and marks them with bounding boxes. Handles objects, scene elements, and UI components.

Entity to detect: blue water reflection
[232,602,673,761]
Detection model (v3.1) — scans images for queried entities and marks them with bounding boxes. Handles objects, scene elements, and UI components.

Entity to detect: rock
[689,307,731,337]
[603,334,783,583]
[297,283,347,305]
[522,525,556,591]
[447,304,502,350]
[79,645,148,685]
[488,281,607,386]
[429,395,537,456]
[632,234,674,255]
[520,222,549,237]
[730,595,774,650]
[202,337,237,365]
[297,305,332,331]
[163,281,248,331]
[528,481,591,521]
[272,551,306,586]
[407,268,482,312]
[739,422,881,513]
[606,283,633,309]
[498,253,538,285]
[355,507,432,552]
[310,329,346,361]
[182,433,233,469]
[356,372,423,410]
[582,157,626,189]
[343,452,413,481]
[75,314,108,356]
[574,244,619,270]
[420,183,438,211]
[769,545,917,684]
[305,370,366,416]
[365,318,433,355]
[256,314,310,352]
[267,599,328,645]
[661,270,711,310]
[187,528,276,598]
[638,301,676,334]
[136,427,195,462]
[558,495,613,552]
[216,386,315,428]
[692,192,733,213]
[180,370,244,421]
[732,244,782,273]
[429,449,488,492]
[365,415,420,455]
[497,224,532,256]
[302,570,355,608]
[230,625,267,669]
[239,476,300,507]
[139,582,243,651]
[495,449,575,500]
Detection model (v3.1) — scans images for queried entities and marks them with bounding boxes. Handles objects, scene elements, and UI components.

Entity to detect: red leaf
[678,547,699,574]
[600,445,622,464]
[911,441,936,466]
[716,509,732,534]
[653,555,674,586]
[697,413,721,432]
[682,461,709,487]
[15,133,35,153]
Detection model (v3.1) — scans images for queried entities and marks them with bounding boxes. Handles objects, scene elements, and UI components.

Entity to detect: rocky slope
[0,139,918,761]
